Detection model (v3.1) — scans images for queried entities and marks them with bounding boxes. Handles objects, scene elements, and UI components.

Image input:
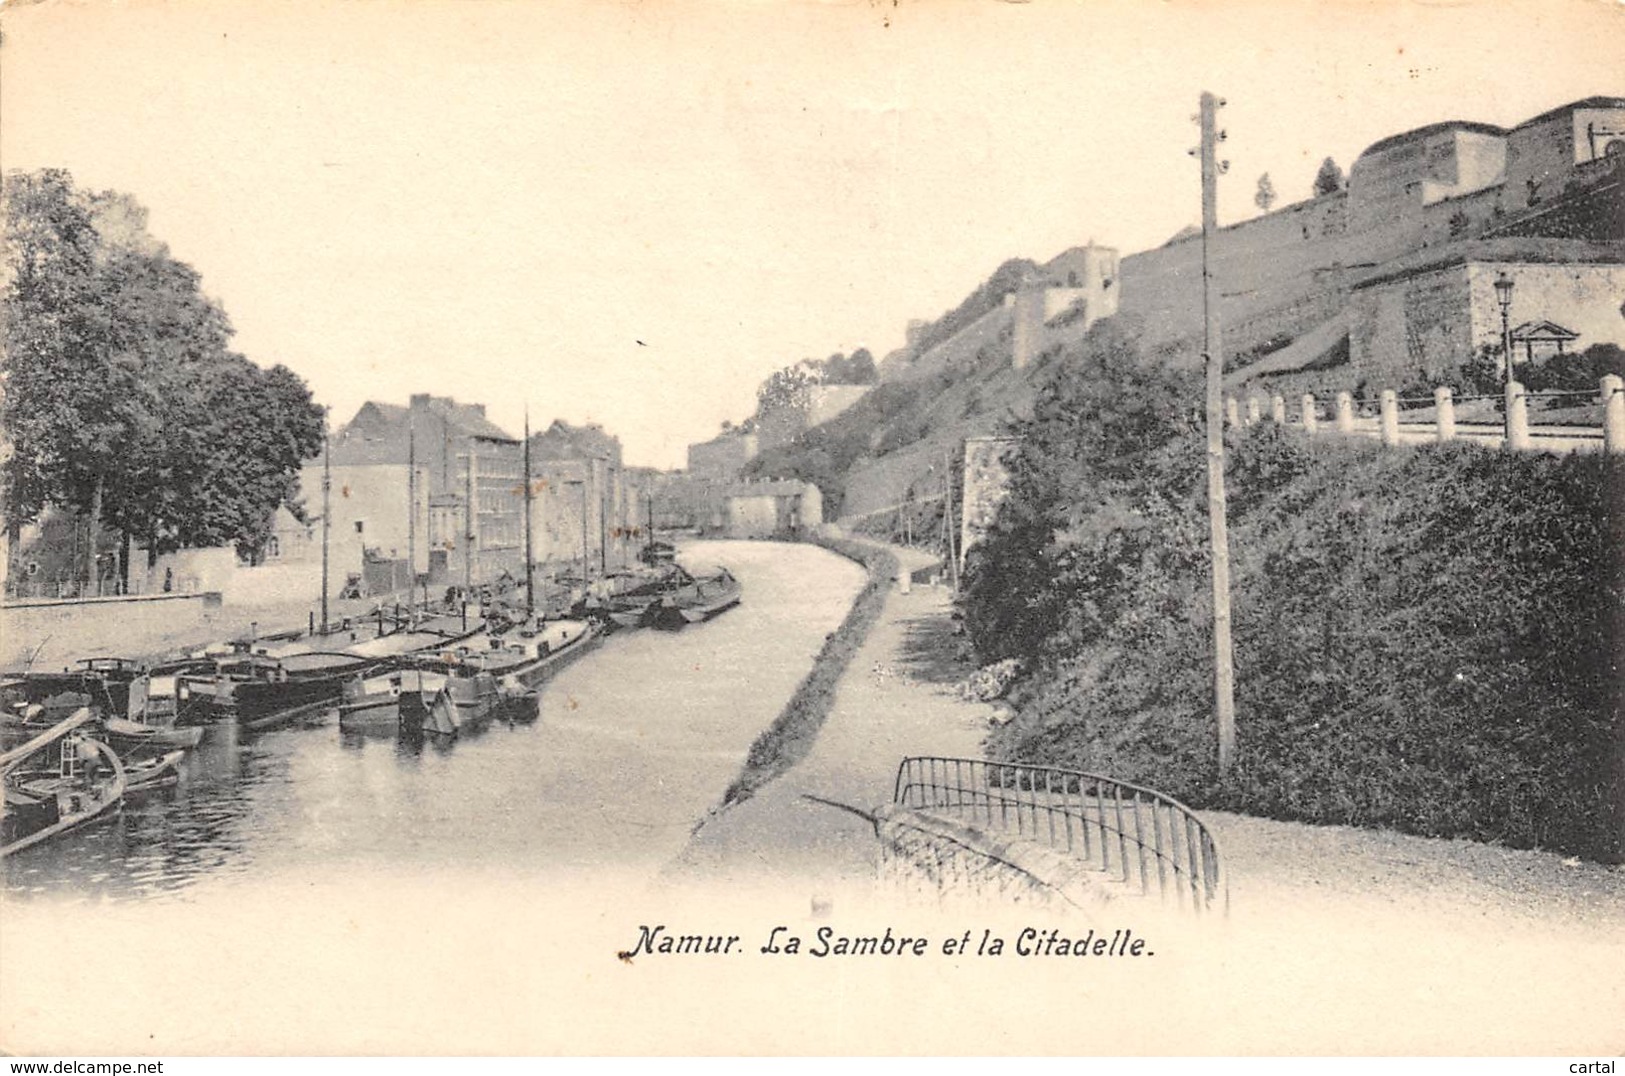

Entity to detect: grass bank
[972,426,1625,862]
[717,536,899,809]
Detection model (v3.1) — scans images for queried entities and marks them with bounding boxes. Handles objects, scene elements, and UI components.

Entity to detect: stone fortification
[834,96,1625,525]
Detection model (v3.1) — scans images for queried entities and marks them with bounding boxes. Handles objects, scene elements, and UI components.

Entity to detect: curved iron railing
[892,755,1228,914]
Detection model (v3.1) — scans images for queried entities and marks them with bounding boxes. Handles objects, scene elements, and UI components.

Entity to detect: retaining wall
[1,591,224,672]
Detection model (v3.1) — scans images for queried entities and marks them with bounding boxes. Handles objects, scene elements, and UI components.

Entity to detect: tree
[1254,173,1277,212]
[1313,157,1346,197]
[1,169,144,583]
[182,357,324,561]
[817,347,878,385]
[961,315,1202,662]
[756,363,816,415]
[842,347,877,384]
[2,168,325,580]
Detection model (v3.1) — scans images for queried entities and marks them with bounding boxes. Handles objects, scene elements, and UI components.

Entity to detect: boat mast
[464,447,476,600]
[320,431,330,635]
[407,416,417,610]
[523,407,534,619]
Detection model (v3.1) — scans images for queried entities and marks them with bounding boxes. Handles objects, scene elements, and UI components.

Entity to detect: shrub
[970,347,1625,861]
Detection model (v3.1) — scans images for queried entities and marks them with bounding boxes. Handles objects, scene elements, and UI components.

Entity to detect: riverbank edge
[705,535,900,818]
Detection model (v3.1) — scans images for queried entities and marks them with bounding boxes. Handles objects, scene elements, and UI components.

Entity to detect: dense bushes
[966,324,1625,861]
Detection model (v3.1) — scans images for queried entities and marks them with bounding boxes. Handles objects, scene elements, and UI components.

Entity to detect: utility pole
[407,417,417,609]
[1198,90,1238,775]
[570,478,589,584]
[598,461,608,579]
[464,447,476,599]
[523,408,534,619]
[320,431,331,634]
[943,443,959,598]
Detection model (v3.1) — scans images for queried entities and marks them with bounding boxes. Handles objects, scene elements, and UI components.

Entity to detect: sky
[2,0,1621,468]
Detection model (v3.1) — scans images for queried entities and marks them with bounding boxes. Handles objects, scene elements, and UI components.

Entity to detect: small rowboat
[124,749,186,794]
[100,716,204,753]
[1,716,126,859]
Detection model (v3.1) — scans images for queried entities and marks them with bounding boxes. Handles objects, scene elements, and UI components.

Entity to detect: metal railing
[892,756,1227,914]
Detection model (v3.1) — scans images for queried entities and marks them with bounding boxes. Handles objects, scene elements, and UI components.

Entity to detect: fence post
[1506,381,1531,451]
[1335,391,1354,433]
[1300,394,1318,434]
[1270,395,1286,424]
[1245,397,1262,426]
[1435,386,1456,442]
[1225,396,1240,428]
[1603,375,1625,455]
[1379,390,1399,446]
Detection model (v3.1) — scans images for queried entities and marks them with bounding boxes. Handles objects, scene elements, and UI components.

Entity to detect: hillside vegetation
[745,266,1043,518]
[965,319,1625,863]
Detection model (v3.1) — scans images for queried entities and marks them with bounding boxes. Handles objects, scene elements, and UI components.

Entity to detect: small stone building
[717,480,823,539]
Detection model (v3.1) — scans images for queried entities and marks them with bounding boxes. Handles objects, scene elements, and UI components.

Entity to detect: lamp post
[1494,271,1515,395]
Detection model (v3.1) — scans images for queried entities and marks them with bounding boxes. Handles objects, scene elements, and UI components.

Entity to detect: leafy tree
[2,168,325,580]
[1,170,143,574]
[182,357,324,561]
[1313,157,1346,197]
[1522,342,1625,395]
[961,315,1201,662]
[819,348,877,385]
[756,363,816,415]
[1254,173,1277,212]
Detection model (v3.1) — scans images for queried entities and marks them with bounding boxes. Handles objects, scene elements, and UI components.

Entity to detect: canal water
[0,540,867,902]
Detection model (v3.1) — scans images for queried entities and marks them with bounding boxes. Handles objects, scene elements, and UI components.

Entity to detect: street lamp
[1493,271,1515,395]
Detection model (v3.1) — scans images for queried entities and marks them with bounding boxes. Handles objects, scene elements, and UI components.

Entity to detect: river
[0,540,866,902]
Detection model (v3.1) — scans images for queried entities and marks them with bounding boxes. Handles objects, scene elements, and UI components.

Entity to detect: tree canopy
[2,168,325,569]
[1313,157,1346,197]
[1254,173,1277,212]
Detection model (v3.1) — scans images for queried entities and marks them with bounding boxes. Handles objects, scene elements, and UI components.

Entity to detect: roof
[1350,237,1625,291]
[419,398,516,443]
[1514,96,1625,130]
[1356,121,1508,163]
[336,396,517,445]
[530,419,623,464]
[1510,320,1579,342]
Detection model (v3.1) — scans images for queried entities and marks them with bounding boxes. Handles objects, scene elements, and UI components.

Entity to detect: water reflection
[1,542,867,903]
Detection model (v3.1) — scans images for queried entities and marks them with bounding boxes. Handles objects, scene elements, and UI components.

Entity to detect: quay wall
[1,591,224,672]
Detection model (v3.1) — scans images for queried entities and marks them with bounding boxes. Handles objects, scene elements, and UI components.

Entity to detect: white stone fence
[1229,374,1625,456]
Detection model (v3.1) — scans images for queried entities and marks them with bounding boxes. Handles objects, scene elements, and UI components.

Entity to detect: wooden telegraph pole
[320,431,331,635]
[942,443,960,598]
[1198,90,1238,774]
[523,408,535,619]
[407,417,417,610]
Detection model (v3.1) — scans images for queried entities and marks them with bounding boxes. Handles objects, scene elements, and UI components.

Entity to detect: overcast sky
[3,0,1620,468]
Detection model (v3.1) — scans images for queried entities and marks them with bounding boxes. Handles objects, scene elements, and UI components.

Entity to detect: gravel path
[667,553,991,896]
[666,540,1625,1052]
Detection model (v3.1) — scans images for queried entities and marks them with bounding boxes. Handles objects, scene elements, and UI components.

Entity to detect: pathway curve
[666,542,992,897]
